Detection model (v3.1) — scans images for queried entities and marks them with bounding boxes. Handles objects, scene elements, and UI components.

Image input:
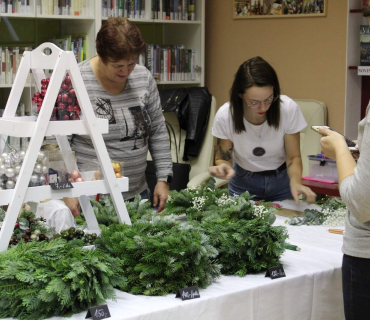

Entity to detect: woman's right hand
[209,163,235,180]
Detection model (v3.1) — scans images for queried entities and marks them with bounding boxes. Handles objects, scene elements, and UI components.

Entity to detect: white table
[50,209,344,320]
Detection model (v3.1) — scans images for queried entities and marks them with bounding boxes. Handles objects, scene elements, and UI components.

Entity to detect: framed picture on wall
[233,0,327,19]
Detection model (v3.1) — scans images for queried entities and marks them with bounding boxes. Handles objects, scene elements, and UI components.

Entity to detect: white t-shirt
[35,200,75,233]
[212,95,307,172]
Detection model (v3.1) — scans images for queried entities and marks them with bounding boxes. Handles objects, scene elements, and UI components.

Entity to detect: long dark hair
[229,56,281,133]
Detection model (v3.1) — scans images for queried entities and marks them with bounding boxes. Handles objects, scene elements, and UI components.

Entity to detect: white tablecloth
[50,205,344,320]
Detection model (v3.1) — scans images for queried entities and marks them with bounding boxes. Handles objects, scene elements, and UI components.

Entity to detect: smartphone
[311,125,357,148]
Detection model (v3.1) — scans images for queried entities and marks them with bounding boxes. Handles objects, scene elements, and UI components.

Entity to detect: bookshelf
[345,0,368,139]
[0,0,205,113]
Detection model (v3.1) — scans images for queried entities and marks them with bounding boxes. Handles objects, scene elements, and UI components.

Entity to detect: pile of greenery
[95,215,221,296]
[287,197,347,226]
[164,178,277,223]
[0,239,127,320]
[200,217,288,276]
[90,195,155,226]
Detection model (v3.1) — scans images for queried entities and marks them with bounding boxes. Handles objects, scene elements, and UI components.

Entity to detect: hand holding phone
[311,125,357,148]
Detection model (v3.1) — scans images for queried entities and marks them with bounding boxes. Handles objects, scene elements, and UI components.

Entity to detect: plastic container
[308,155,338,183]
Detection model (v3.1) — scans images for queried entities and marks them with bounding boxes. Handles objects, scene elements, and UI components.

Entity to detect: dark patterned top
[71,59,172,200]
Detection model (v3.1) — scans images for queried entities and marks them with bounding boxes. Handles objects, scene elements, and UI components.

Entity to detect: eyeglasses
[245,95,278,109]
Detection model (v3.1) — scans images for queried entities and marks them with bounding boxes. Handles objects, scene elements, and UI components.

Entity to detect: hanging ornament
[42,166,48,174]
[0,164,6,174]
[11,152,21,164]
[30,234,38,241]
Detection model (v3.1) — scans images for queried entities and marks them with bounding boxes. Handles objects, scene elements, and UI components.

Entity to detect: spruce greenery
[95,215,221,296]
[200,217,288,276]
[0,239,127,320]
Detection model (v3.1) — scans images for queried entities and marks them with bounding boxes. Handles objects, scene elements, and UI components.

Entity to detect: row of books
[101,0,196,20]
[138,44,196,82]
[49,34,88,63]
[0,0,92,15]
[102,0,145,19]
[151,0,195,20]
[0,47,32,85]
[0,0,31,14]
[37,0,93,16]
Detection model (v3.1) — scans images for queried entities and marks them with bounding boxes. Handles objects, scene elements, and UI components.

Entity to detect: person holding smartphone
[319,113,370,319]
[209,56,316,203]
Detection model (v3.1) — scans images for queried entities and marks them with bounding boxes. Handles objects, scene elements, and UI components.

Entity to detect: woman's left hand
[290,182,316,204]
[153,181,169,212]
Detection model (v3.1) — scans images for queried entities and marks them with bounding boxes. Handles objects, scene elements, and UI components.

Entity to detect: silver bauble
[37,151,46,163]
[0,164,6,174]
[42,166,48,174]
[6,180,15,189]
[41,156,48,165]
[34,229,41,236]
[14,175,19,181]
[39,175,46,184]
[19,150,26,160]
[30,234,38,241]
[34,164,42,174]
[5,168,15,178]
[30,174,38,184]
[4,158,14,168]
[12,153,21,164]
[1,153,8,162]
[14,165,21,174]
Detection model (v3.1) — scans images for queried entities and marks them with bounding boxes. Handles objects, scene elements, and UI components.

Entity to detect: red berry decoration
[58,103,65,110]
[41,79,46,85]
[72,114,80,120]
[69,89,75,97]
[61,84,68,91]
[63,114,70,120]
[65,75,71,84]
[57,94,62,102]
[14,222,19,228]
[41,89,47,96]
[51,115,58,121]
[46,78,50,83]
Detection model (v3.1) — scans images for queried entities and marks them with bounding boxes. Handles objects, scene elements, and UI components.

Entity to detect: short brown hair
[96,17,146,63]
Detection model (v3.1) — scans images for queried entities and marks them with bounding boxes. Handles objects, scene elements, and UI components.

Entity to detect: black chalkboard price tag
[175,286,200,301]
[85,304,111,320]
[50,181,74,190]
[265,265,286,280]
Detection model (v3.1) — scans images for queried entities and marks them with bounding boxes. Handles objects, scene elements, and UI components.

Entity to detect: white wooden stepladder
[0,42,132,252]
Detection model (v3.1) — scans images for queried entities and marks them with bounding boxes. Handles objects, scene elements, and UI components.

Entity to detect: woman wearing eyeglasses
[209,56,316,203]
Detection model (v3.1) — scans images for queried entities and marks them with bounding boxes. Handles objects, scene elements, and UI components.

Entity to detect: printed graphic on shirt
[253,147,266,157]
[95,97,116,124]
[120,106,151,150]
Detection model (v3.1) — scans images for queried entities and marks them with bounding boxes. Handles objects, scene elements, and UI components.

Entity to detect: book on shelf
[49,34,88,63]
[38,0,92,16]
[138,44,196,82]
[360,25,370,66]
[101,0,195,20]
[0,47,32,85]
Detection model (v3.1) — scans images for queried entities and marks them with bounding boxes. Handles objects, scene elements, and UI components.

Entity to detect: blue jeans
[342,254,370,320]
[229,162,293,201]
[127,188,150,202]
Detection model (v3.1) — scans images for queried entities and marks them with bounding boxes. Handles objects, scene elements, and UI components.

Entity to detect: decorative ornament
[39,175,46,184]
[5,168,15,178]
[19,150,26,160]
[1,153,8,162]
[30,234,38,241]
[34,229,41,236]
[14,165,21,174]
[112,162,121,173]
[34,164,42,174]
[37,151,46,163]
[30,174,39,184]
[0,164,6,174]
[5,181,15,189]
